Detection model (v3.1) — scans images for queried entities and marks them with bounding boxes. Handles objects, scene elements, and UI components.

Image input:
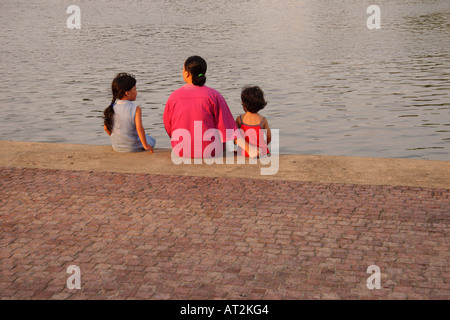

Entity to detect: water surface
[0,0,449,160]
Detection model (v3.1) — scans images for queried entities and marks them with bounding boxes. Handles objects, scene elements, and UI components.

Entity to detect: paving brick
[0,166,449,300]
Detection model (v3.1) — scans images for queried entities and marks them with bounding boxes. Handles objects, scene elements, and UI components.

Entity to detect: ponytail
[192,72,206,87]
[103,97,116,132]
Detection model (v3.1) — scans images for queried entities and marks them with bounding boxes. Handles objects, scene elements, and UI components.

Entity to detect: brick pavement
[0,166,449,300]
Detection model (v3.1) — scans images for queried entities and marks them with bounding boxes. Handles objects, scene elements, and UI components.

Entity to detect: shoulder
[200,85,221,97]
[128,101,138,112]
[117,100,136,106]
[204,85,218,94]
[260,116,269,128]
[121,101,138,115]
[167,85,187,99]
[214,90,226,102]
[206,87,229,106]
[168,84,206,100]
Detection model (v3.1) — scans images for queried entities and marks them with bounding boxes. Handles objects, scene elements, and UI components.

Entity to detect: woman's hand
[235,137,260,159]
[247,146,260,159]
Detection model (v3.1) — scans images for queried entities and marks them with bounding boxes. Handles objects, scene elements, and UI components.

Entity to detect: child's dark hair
[184,56,207,87]
[103,73,137,132]
[241,86,267,113]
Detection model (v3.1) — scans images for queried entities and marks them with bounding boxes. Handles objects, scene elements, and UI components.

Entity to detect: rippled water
[0,0,449,160]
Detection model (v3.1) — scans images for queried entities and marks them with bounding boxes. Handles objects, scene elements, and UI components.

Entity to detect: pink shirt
[164,84,239,158]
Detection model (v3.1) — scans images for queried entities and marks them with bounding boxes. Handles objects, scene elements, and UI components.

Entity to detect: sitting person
[103,73,156,153]
[163,56,257,159]
[235,86,271,157]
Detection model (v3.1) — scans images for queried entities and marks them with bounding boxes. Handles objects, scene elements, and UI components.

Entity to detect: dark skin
[235,104,271,144]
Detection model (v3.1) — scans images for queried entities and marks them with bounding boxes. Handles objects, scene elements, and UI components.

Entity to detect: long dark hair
[103,73,137,132]
[184,56,207,87]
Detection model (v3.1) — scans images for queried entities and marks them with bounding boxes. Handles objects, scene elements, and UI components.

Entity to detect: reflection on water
[0,0,449,160]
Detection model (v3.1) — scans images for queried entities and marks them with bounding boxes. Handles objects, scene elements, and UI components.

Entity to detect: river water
[0,0,449,160]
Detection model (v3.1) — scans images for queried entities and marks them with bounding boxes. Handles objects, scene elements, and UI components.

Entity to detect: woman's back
[164,84,237,158]
[166,84,220,129]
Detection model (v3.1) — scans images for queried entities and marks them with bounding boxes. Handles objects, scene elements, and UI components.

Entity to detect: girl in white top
[103,73,156,153]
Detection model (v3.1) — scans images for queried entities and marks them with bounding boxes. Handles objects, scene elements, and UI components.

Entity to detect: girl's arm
[135,106,154,153]
[104,124,112,136]
[262,118,271,144]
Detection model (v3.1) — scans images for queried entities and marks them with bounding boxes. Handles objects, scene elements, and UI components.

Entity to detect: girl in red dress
[235,86,272,157]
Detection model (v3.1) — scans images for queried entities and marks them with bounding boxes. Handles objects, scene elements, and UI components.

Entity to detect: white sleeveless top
[110,100,143,152]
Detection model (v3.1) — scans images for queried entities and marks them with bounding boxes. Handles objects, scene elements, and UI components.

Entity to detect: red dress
[238,115,270,157]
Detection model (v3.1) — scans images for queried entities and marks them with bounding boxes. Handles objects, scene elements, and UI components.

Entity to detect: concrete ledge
[0,140,449,189]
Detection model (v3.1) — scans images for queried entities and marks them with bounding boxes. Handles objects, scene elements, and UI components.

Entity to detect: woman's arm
[235,115,241,128]
[163,98,172,138]
[235,137,259,158]
[234,116,241,145]
[135,106,154,153]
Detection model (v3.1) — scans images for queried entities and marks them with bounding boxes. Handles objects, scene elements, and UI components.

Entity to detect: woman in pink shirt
[164,56,257,159]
